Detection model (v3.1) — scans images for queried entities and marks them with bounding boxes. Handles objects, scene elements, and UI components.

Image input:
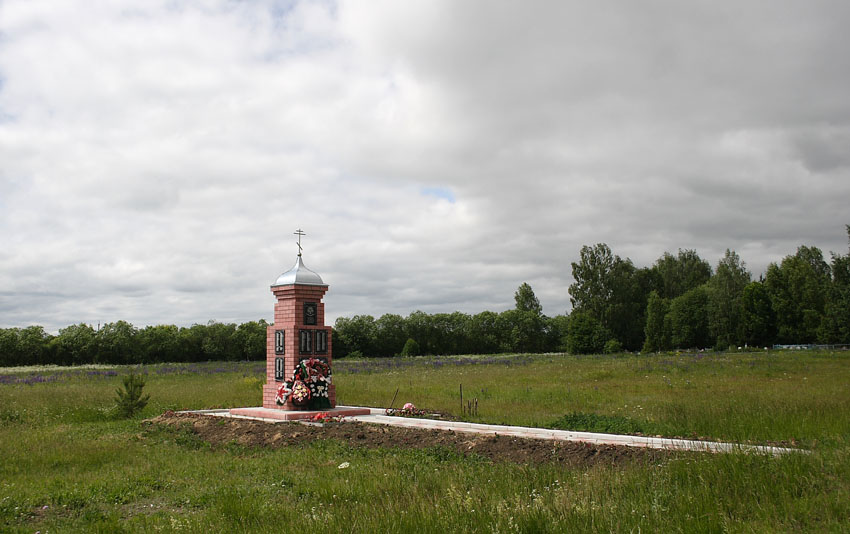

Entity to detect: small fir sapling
[114,373,150,418]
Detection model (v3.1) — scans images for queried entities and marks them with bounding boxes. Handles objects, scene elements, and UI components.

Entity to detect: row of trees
[2,227,847,365]
[334,226,850,356]
[333,283,568,358]
[0,320,268,367]
[0,286,569,365]
[570,226,850,352]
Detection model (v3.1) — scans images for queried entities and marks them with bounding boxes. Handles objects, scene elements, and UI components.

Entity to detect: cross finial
[294,229,306,256]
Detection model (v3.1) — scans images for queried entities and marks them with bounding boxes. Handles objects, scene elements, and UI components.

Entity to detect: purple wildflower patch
[333,353,536,374]
[0,361,265,386]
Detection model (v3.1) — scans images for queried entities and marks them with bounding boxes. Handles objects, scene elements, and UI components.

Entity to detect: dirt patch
[146,412,675,467]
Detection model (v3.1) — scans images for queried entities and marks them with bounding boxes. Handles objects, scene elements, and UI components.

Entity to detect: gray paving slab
[178,407,806,456]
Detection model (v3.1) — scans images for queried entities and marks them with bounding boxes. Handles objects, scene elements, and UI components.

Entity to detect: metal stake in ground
[389,387,399,410]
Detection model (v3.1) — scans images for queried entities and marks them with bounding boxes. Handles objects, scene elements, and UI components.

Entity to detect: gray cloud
[1,1,849,332]
[792,126,850,173]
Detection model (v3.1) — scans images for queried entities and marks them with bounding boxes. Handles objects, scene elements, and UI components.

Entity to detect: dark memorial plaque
[303,302,317,325]
[299,329,313,354]
[274,357,285,381]
[315,330,328,354]
[274,330,285,355]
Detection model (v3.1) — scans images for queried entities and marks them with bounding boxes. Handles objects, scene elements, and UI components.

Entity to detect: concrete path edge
[177,406,806,456]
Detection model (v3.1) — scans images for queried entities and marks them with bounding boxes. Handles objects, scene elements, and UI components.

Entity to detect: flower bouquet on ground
[309,411,343,423]
[276,358,332,410]
[385,402,428,418]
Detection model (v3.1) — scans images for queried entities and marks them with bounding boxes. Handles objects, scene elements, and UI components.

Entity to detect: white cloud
[1,1,849,332]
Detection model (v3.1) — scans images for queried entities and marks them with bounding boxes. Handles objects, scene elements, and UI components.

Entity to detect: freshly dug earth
[147,412,675,467]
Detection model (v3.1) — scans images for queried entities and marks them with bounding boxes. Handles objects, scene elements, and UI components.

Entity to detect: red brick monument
[230,230,369,420]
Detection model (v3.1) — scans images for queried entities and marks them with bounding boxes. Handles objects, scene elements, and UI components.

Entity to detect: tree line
[568,226,849,353]
[333,282,567,358]
[2,226,847,365]
[334,225,850,356]
[0,320,268,367]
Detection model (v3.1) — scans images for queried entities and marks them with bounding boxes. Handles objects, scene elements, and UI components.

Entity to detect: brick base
[262,382,337,410]
[229,406,370,421]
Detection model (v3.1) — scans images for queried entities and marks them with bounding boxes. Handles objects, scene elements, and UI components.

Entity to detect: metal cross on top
[294,229,306,256]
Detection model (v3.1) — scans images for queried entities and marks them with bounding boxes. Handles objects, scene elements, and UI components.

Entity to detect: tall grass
[1,351,849,532]
[338,351,850,445]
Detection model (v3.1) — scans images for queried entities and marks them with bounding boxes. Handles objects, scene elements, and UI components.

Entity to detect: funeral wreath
[275,358,332,410]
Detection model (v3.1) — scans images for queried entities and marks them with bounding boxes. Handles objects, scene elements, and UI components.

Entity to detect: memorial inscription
[315,330,328,354]
[299,329,312,354]
[274,330,285,355]
[303,302,317,325]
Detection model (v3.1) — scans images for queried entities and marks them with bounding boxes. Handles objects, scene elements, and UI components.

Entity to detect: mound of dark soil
[147,412,674,467]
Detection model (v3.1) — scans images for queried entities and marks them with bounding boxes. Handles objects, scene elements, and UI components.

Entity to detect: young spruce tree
[115,373,150,418]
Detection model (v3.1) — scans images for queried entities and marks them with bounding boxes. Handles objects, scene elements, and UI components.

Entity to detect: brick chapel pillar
[261,253,335,410]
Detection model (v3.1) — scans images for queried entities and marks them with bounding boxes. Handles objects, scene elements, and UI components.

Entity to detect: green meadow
[2,351,849,532]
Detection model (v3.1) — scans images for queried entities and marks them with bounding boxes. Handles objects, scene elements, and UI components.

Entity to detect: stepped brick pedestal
[229,406,372,421]
[229,253,368,420]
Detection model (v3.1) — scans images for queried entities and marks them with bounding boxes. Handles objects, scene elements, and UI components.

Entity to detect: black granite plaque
[303,302,317,325]
[299,329,313,354]
[315,330,328,354]
[274,330,285,355]
[274,357,285,381]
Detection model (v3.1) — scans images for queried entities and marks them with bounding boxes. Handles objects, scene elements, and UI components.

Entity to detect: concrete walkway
[181,406,805,456]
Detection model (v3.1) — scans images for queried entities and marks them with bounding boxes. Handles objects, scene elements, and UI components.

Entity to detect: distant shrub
[566,313,608,354]
[400,338,420,357]
[604,339,623,354]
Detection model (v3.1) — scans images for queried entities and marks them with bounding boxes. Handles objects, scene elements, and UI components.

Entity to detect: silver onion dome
[272,255,327,287]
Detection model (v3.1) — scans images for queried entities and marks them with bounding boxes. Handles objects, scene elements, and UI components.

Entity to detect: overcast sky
[1,1,849,333]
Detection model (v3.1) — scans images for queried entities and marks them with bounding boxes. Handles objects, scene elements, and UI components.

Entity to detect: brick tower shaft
[261,255,335,410]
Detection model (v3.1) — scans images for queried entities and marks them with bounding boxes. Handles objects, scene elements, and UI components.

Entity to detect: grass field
[1,351,849,532]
